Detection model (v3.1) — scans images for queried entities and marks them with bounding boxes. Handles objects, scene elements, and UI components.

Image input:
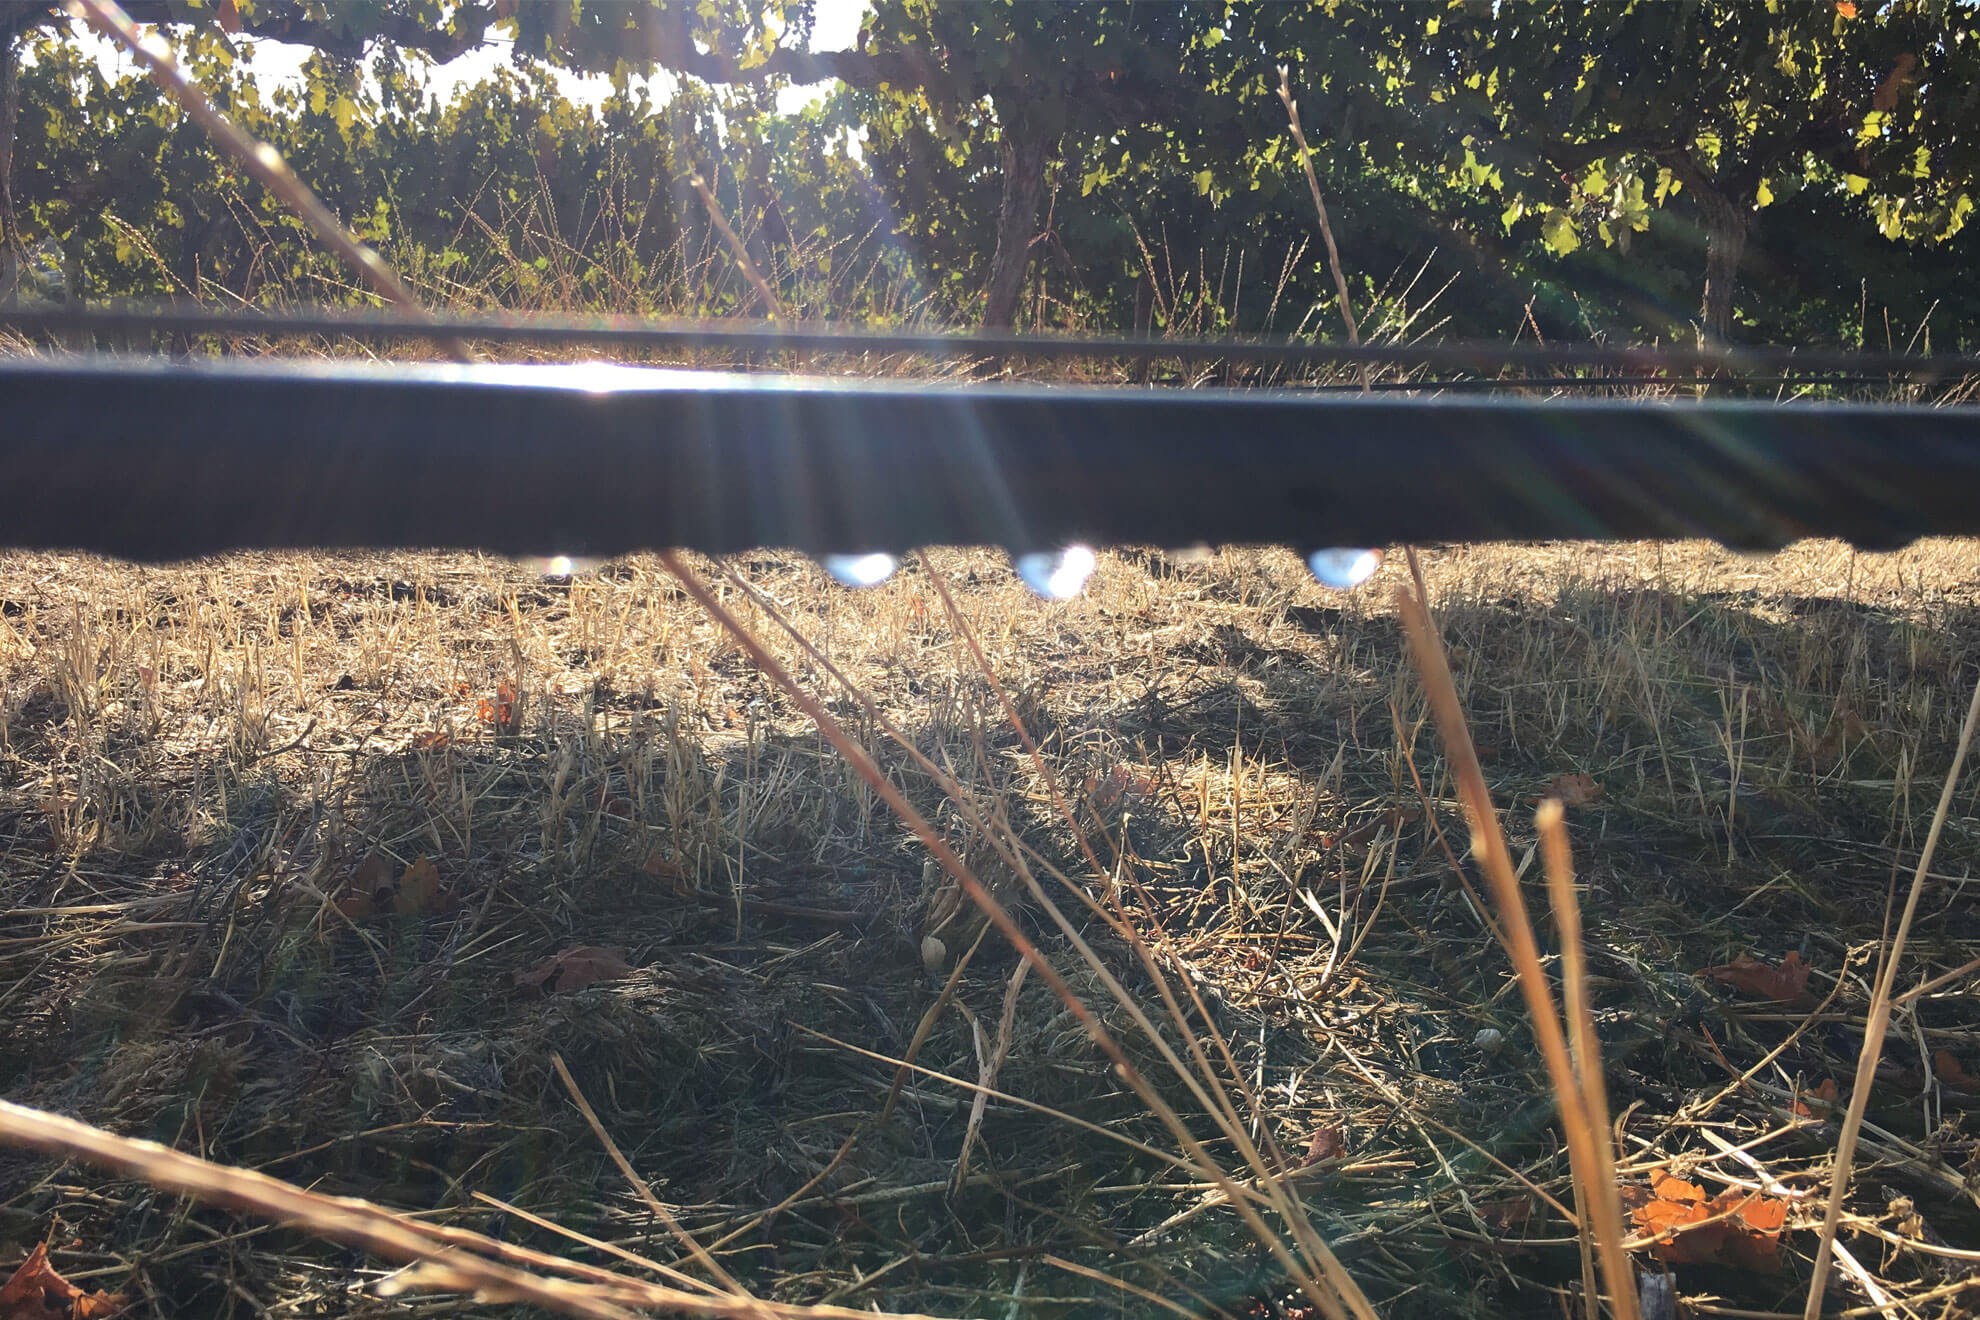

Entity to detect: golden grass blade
[1396,583,1639,1320]
[1540,798,1619,1320]
[722,552,1367,1310]
[664,551,1375,1320]
[0,1097,942,1320]
[685,174,787,322]
[1803,665,1980,1318]
[917,551,1297,1173]
[550,1052,774,1318]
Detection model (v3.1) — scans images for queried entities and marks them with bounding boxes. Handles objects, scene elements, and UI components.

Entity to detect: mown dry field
[2,539,1978,1318]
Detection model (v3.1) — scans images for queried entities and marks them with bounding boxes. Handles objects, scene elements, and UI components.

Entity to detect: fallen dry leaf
[515,946,634,993]
[1794,1076,1841,1117]
[1300,1126,1346,1168]
[0,1242,128,1320]
[1624,1172,1787,1272]
[331,850,396,920]
[1933,1050,1980,1095]
[1541,773,1603,807]
[1702,951,1812,1006]
[392,856,447,917]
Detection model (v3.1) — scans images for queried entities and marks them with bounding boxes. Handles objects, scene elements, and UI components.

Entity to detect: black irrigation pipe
[6,302,1980,380]
[4,355,1979,562]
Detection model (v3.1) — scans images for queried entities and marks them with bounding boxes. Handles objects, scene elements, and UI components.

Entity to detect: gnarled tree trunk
[981,128,1050,329]
[1696,187,1749,346]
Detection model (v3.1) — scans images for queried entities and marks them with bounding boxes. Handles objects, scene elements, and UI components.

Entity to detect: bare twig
[1276,65,1369,390]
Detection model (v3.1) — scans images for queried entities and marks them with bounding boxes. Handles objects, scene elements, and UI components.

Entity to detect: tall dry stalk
[1396,581,1640,1320]
[1803,666,1980,1317]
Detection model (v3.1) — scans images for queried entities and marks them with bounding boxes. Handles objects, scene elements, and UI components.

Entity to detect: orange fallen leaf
[215,0,242,34]
[1794,1076,1841,1118]
[515,946,633,993]
[1624,1173,1787,1272]
[410,729,451,753]
[477,679,521,736]
[1933,1050,1980,1095]
[1541,773,1603,807]
[1,1242,128,1320]
[1702,951,1812,1006]
[392,856,447,917]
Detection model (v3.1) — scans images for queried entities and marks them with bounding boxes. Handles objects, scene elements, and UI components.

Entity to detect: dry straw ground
[2,536,1978,1317]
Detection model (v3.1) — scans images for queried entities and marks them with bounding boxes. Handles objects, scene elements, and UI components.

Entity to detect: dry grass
[3,538,1980,1317]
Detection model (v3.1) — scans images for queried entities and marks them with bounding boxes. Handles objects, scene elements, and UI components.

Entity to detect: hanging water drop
[1306,548,1384,590]
[821,552,899,588]
[1014,545,1098,600]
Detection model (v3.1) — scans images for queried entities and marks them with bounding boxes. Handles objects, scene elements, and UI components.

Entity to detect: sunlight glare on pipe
[1014,545,1098,600]
[1306,547,1385,590]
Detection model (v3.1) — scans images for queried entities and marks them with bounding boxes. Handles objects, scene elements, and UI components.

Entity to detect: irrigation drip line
[4,303,1978,380]
[4,355,1979,562]
[1292,375,1903,393]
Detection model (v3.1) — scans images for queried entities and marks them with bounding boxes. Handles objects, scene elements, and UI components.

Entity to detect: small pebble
[1473,1027,1506,1054]
[920,934,949,980]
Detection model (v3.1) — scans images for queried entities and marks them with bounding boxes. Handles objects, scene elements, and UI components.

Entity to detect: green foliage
[5,0,1979,347]
[1230,0,1980,336]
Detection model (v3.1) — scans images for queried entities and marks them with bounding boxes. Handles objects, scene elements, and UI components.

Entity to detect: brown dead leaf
[1,1243,128,1320]
[392,856,447,917]
[331,850,396,920]
[215,0,242,34]
[410,729,451,753]
[1933,1050,1980,1095]
[1541,773,1603,807]
[1479,1196,1533,1234]
[1794,1076,1841,1117]
[1702,951,1813,1006]
[1299,1126,1346,1168]
[515,946,633,993]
